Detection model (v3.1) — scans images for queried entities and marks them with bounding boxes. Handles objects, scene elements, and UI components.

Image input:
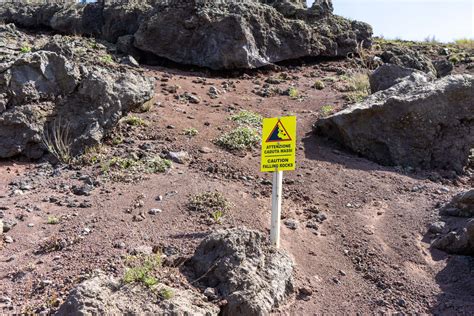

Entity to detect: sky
[307,0,474,42]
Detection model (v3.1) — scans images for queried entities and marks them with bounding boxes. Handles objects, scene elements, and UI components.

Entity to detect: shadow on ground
[301,131,449,182]
[430,253,474,314]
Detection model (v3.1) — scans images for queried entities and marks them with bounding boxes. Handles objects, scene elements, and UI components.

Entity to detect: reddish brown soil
[0,59,473,314]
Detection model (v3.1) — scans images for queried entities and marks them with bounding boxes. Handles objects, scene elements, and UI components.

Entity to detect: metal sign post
[261,116,296,248]
[270,170,283,248]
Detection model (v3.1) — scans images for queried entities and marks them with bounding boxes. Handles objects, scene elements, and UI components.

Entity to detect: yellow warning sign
[261,116,296,172]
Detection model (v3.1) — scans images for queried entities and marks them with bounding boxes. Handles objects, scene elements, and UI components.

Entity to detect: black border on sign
[265,119,292,143]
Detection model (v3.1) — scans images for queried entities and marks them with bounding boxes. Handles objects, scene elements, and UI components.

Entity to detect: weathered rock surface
[369,63,421,93]
[0,25,155,159]
[56,271,219,315]
[381,46,437,77]
[432,190,474,256]
[314,74,474,172]
[0,0,372,70]
[188,228,294,316]
[441,190,474,218]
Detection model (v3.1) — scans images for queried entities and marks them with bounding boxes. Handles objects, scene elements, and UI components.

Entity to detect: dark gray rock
[440,190,474,218]
[433,59,454,78]
[0,28,155,160]
[57,271,219,315]
[432,220,474,256]
[134,1,372,69]
[315,74,474,172]
[189,228,294,316]
[381,46,437,77]
[0,0,372,70]
[369,63,421,93]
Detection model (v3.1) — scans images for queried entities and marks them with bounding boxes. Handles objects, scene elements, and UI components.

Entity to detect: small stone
[203,287,218,300]
[27,223,34,227]
[284,219,299,230]
[199,147,213,154]
[114,241,126,249]
[120,55,140,68]
[428,221,446,234]
[156,195,163,201]
[167,151,191,164]
[339,270,346,276]
[4,235,13,243]
[299,287,313,296]
[149,208,162,215]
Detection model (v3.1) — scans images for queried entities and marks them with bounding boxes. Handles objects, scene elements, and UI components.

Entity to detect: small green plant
[101,54,114,64]
[112,136,124,145]
[160,288,174,300]
[123,254,161,288]
[188,191,232,215]
[42,119,73,164]
[20,45,31,53]
[287,87,299,99]
[215,126,260,151]
[144,158,172,173]
[320,105,334,116]
[47,216,60,225]
[183,127,199,137]
[211,210,224,224]
[449,55,461,64]
[313,80,325,90]
[123,116,147,126]
[339,72,370,103]
[230,110,263,128]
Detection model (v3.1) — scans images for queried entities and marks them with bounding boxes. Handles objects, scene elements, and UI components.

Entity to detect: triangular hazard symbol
[266,120,292,142]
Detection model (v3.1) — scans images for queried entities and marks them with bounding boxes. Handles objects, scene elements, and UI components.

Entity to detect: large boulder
[188,228,294,316]
[314,74,474,172]
[380,45,437,77]
[369,63,422,93]
[0,0,372,70]
[56,271,219,315]
[0,26,155,159]
[133,1,372,69]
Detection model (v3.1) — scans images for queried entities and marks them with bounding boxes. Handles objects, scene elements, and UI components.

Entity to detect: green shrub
[230,110,262,128]
[183,127,199,137]
[144,158,172,173]
[123,254,161,288]
[321,105,334,116]
[287,87,299,99]
[313,80,325,90]
[188,191,232,215]
[47,216,60,225]
[101,54,114,64]
[122,116,147,126]
[160,288,174,300]
[20,45,31,53]
[215,126,260,151]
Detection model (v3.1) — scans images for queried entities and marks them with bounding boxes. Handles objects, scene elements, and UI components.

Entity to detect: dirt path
[0,61,472,314]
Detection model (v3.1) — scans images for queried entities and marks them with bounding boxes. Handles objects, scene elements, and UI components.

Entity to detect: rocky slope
[0,23,154,160]
[0,0,372,69]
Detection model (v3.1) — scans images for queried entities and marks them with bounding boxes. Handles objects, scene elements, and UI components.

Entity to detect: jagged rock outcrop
[314,74,474,172]
[188,228,294,316]
[441,190,474,218]
[431,190,474,256]
[0,0,373,70]
[380,45,437,77]
[0,24,155,159]
[56,271,220,315]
